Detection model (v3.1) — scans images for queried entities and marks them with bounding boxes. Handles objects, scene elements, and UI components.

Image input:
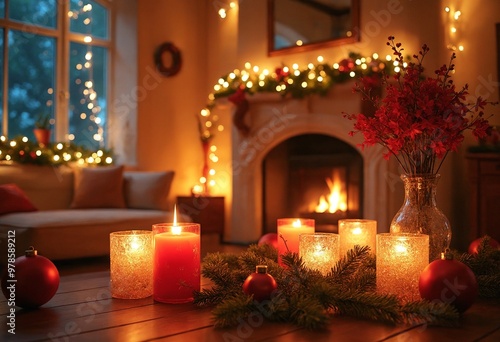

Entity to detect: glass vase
[389,174,451,261]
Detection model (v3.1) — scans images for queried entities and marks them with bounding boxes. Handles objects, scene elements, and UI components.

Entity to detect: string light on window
[69,3,104,147]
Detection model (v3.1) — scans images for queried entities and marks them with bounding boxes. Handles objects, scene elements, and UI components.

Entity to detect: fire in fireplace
[262,134,363,233]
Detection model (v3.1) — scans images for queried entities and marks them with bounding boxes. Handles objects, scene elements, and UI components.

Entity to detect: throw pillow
[70,165,127,209]
[0,184,38,215]
[124,171,175,210]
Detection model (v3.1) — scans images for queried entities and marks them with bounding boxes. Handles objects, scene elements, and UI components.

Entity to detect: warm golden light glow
[313,169,347,214]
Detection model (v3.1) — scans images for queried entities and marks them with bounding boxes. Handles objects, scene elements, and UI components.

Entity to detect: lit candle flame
[172,205,181,235]
[352,227,362,235]
[292,219,302,228]
[130,236,140,250]
[394,243,408,254]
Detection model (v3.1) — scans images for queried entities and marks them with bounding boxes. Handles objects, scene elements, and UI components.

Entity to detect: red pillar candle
[153,222,200,303]
[277,218,314,265]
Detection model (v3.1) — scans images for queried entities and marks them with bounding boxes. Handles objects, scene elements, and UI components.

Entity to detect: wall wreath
[154,42,182,77]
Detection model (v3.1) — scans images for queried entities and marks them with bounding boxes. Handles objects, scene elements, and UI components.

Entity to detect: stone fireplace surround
[229,82,391,243]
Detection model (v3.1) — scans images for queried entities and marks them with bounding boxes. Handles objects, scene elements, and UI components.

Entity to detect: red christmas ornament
[258,233,278,249]
[468,236,500,255]
[242,265,277,302]
[1,246,60,309]
[419,249,478,313]
[338,58,354,72]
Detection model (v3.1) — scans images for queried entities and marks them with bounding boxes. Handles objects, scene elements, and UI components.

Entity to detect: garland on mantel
[206,52,395,134]
[193,239,500,330]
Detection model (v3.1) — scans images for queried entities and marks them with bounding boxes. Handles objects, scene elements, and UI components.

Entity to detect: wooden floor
[1,234,500,341]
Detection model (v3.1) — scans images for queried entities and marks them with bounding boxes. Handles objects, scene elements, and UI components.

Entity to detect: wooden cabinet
[467,153,500,243]
[177,196,224,239]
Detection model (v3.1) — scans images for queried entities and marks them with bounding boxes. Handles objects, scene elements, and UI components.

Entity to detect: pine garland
[456,236,500,298]
[194,244,461,329]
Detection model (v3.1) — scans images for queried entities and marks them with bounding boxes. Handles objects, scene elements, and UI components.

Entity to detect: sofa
[0,164,188,265]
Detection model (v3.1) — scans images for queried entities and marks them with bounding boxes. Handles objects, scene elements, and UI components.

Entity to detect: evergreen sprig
[457,236,500,298]
[193,244,460,330]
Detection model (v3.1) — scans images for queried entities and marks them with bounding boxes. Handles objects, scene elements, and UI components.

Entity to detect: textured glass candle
[277,218,315,266]
[153,223,201,304]
[376,233,429,302]
[338,219,377,256]
[110,230,154,299]
[299,233,339,275]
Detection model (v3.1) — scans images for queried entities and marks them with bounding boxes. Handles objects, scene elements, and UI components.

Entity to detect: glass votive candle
[152,223,201,304]
[277,218,315,266]
[299,233,340,275]
[338,219,377,257]
[110,230,154,299]
[376,233,429,302]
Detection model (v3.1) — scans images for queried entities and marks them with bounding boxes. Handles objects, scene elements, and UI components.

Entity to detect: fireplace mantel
[228,83,392,243]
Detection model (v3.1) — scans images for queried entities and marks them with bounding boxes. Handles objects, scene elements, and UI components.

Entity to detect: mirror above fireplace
[268,0,360,56]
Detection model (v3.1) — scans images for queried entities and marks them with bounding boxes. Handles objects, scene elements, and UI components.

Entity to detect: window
[0,0,111,150]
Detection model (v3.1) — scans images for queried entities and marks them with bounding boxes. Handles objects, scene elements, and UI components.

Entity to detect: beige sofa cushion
[0,164,74,210]
[71,165,127,209]
[124,171,175,210]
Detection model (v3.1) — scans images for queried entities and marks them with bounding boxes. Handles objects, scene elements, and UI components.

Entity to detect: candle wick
[279,234,290,252]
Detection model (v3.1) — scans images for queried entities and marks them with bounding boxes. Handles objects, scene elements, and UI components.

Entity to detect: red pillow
[0,184,38,215]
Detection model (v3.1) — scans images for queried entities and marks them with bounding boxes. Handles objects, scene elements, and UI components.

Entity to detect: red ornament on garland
[242,265,277,302]
[419,249,478,313]
[468,236,500,255]
[1,246,60,309]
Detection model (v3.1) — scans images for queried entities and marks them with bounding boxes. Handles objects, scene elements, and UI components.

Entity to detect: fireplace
[262,133,363,233]
[228,83,392,243]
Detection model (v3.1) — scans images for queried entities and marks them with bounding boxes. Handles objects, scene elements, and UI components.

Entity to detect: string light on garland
[195,51,397,192]
[192,108,224,195]
[0,136,113,166]
[207,52,396,102]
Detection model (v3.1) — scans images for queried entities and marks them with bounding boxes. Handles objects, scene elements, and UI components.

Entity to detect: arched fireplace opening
[262,133,363,233]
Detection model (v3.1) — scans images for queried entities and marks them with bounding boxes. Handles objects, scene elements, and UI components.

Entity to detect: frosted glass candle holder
[153,223,201,304]
[277,218,315,266]
[339,219,377,256]
[110,230,154,299]
[376,233,429,302]
[299,233,339,275]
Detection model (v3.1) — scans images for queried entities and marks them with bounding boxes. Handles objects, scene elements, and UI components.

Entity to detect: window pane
[69,0,108,39]
[0,0,5,18]
[9,0,57,29]
[69,42,107,149]
[8,30,55,140]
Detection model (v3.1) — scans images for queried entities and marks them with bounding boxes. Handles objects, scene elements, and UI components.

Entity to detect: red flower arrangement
[346,36,495,175]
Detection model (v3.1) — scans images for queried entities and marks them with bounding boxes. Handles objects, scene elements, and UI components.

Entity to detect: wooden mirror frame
[268,0,360,56]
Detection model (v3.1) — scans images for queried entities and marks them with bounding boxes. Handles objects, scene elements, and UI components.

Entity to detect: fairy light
[192,52,396,194]
[445,4,463,51]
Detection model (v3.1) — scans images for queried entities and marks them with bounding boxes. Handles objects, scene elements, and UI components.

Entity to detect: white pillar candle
[376,233,429,302]
[339,219,377,256]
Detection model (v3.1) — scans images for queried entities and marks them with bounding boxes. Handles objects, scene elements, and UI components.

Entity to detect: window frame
[0,0,113,147]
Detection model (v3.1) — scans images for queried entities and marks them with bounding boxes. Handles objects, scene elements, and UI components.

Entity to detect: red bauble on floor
[1,247,60,309]
[419,250,477,313]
